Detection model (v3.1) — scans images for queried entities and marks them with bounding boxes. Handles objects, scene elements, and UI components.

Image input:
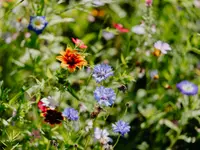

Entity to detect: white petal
[154,40,162,50]
[162,43,171,51]
[131,25,145,35]
[160,49,167,54]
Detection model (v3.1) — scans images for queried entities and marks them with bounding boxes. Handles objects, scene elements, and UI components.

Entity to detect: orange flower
[56,48,87,72]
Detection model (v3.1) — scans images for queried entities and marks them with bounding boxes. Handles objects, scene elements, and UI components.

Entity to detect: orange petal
[56,56,64,61]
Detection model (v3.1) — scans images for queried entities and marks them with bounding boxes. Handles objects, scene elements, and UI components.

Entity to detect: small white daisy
[154,40,171,54]
[131,24,145,35]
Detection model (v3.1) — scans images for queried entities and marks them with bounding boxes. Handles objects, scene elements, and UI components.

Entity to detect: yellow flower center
[35,20,41,26]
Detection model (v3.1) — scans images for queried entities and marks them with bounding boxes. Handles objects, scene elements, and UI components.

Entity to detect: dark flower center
[44,110,63,125]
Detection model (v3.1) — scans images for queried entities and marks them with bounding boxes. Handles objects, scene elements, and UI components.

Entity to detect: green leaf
[159,119,180,133]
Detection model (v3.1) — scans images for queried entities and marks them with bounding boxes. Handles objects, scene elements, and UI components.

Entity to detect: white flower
[85,120,93,132]
[151,25,156,33]
[79,103,87,112]
[131,25,145,35]
[194,0,200,8]
[102,31,115,40]
[31,17,47,30]
[41,96,58,109]
[94,128,112,145]
[154,40,171,54]
[93,0,105,7]
[150,70,159,79]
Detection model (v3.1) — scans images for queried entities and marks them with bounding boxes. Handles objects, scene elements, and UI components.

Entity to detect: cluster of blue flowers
[27,15,131,144]
[27,14,200,149]
[92,64,130,143]
[92,63,116,106]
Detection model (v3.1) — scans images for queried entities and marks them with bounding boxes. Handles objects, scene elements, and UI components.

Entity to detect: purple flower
[92,64,114,83]
[62,108,79,121]
[28,16,48,34]
[176,80,198,95]
[112,120,130,136]
[94,86,116,106]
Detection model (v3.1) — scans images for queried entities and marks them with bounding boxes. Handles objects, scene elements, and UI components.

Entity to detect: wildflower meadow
[1,0,200,149]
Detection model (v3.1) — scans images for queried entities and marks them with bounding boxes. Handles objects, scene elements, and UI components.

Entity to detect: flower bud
[146,0,153,7]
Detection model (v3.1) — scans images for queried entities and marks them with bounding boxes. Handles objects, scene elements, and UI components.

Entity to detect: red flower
[56,48,87,72]
[113,23,129,33]
[72,38,88,49]
[37,101,47,112]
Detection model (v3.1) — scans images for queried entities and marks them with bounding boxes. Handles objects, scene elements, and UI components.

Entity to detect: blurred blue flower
[62,108,79,121]
[176,80,198,95]
[102,31,115,40]
[28,16,48,34]
[112,120,130,136]
[92,64,114,83]
[94,86,116,106]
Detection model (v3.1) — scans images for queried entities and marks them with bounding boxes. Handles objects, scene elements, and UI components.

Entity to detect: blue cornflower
[112,120,130,136]
[94,86,116,106]
[28,16,48,34]
[176,80,198,96]
[92,64,114,83]
[62,108,79,121]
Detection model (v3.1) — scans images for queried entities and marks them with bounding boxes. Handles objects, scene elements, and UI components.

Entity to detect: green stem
[75,131,84,143]
[84,135,90,149]
[123,106,128,117]
[188,96,193,109]
[113,135,121,148]
[168,129,181,149]
[9,92,22,105]
[46,140,50,150]
[104,104,114,121]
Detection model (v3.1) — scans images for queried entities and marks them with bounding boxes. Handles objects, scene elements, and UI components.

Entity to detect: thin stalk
[84,135,90,149]
[46,140,50,150]
[113,135,121,148]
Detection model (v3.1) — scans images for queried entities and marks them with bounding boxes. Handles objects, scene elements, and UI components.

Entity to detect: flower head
[194,0,200,8]
[28,16,48,34]
[44,109,63,125]
[146,0,153,6]
[92,64,114,83]
[94,86,116,106]
[79,103,87,112]
[176,80,198,95]
[102,31,115,40]
[113,23,129,33]
[112,120,130,136]
[72,38,87,49]
[56,48,87,72]
[131,24,145,35]
[150,70,159,80]
[40,96,58,110]
[92,0,105,7]
[154,41,171,55]
[94,128,112,145]
[85,120,93,132]
[37,100,47,112]
[62,107,79,121]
